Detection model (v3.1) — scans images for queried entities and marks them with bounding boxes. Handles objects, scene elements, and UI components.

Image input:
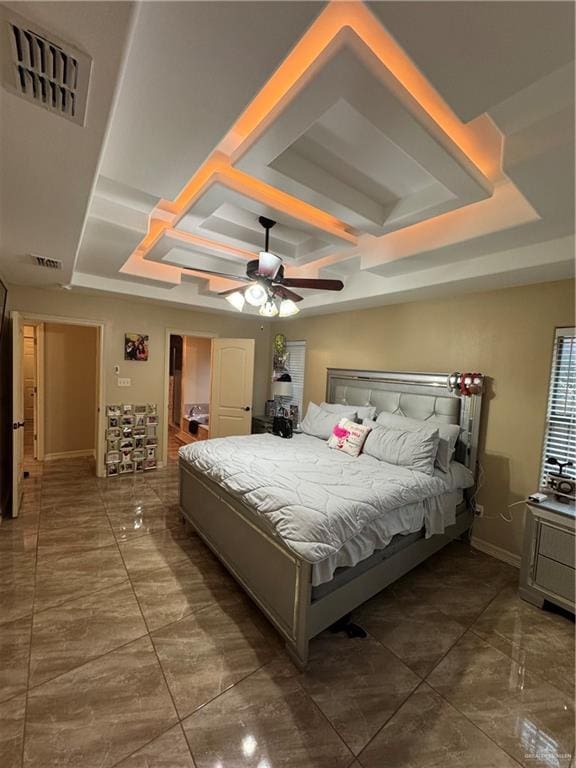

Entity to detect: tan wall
[8,287,273,465]
[182,335,212,405]
[44,323,97,456]
[275,279,575,559]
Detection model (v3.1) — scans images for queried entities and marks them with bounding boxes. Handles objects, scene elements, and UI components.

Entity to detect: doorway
[168,333,212,455]
[22,324,37,461]
[11,312,105,517]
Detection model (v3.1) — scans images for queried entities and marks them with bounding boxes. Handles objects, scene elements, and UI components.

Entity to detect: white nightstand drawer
[539,523,575,568]
[535,555,575,603]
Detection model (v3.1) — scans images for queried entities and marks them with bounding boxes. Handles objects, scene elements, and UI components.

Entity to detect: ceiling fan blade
[184,266,252,282]
[272,285,303,302]
[281,278,344,291]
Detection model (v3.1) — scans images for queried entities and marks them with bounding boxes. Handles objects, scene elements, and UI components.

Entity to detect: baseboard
[44,449,95,461]
[471,536,521,569]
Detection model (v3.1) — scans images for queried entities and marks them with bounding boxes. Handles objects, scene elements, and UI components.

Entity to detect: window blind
[540,327,576,486]
[285,340,306,414]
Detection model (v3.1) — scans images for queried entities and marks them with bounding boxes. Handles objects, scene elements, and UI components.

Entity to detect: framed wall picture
[125,333,149,361]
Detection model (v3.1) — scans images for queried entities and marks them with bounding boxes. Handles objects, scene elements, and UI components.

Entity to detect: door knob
[243,406,251,412]
[13,421,25,430]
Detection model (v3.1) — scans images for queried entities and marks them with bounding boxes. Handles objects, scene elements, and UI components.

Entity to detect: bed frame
[179,368,483,668]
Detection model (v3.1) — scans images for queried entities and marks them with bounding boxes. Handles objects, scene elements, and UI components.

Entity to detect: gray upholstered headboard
[325,368,483,474]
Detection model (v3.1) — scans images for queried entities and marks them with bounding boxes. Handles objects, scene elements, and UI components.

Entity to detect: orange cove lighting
[120,0,502,287]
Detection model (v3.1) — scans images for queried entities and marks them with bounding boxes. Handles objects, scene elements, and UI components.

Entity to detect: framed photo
[146,446,156,460]
[119,461,134,474]
[145,436,157,447]
[122,404,133,414]
[135,436,145,450]
[147,404,157,415]
[132,448,145,461]
[122,426,133,439]
[134,460,144,473]
[125,333,149,362]
[135,414,146,428]
[106,427,121,440]
[106,463,119,477]
[134,404,147,414]
[146,415,158,426]
[107,438,120,451]
[146,425,157,439]
[108,416,119,429]
[120,438,134,451]
[107,405,121,417]
[144,459,157,471]
[106,451,120,464]
[133,426,146,438]
[121,415,134,427]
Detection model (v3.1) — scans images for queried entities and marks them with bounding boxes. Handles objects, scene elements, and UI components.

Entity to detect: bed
[179,368,483,668]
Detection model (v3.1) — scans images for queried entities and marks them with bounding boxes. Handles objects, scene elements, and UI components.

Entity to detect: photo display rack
[105,403,158,477]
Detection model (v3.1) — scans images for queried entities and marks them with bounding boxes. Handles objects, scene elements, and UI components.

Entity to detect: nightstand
[519,497,575,614]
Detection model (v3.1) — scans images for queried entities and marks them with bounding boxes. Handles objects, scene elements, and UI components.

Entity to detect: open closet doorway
[11,311,105,516]
[167,333,213,459]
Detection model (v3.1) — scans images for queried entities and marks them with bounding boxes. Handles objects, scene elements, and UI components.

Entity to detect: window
[540,327,576,487]
[285,341,306,415]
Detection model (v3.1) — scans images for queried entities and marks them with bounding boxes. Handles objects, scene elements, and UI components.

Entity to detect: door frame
[162,328,217,467]
[15,313,106,477]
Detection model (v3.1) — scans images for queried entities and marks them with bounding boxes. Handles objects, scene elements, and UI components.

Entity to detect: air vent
[1,9,92,126]
[32,255,63,270]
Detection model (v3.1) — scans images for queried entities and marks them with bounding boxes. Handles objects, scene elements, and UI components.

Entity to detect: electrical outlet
[474,503,484,516]
[118,377,131,387]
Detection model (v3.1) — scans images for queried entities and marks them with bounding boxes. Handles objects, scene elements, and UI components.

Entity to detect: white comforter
[179,433,474,566]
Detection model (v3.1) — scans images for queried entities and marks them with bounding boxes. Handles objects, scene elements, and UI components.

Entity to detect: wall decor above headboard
[325,369,484,475]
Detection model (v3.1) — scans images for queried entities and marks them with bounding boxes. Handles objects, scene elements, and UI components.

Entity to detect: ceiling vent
[1,8,92,126]
[32,255,63,270]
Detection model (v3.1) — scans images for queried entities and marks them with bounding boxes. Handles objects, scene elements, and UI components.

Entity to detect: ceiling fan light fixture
[258,251,282,279]
[225,291,245,312]
[245,282,268,307]
[279,299,300,317]
[259,298,279,317]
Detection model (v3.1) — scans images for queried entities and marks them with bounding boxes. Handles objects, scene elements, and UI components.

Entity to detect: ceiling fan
[184,216,344,317]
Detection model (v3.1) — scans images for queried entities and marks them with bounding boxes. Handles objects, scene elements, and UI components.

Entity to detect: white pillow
[301,403,357,440]
[321,402,377,422]
[374,412,460,472]
[363,422,439,475]
[327,418,372,457]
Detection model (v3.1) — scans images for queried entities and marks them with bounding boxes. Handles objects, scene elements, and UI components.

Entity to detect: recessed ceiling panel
[176,181,354,263]
[237,45,492,235]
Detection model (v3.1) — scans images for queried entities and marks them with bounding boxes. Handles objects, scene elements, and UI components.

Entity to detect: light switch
[114,365,120,375]
[118,377,131,387]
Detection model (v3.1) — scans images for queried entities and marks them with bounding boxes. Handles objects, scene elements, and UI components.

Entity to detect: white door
[210,338,255,438]
[12,311,24,517]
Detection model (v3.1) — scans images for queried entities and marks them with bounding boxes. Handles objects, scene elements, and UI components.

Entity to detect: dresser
[520,498,575,613]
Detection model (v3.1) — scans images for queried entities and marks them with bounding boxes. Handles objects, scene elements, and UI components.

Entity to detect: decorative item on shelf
[545,457,575,503]
[105,403,158,476]
[447,372,483,396]
[264,399,275,418]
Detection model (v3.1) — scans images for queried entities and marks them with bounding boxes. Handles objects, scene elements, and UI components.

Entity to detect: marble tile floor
[0,454,574,768]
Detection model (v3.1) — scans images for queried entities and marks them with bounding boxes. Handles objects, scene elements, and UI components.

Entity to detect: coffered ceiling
[0,1,574,315]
